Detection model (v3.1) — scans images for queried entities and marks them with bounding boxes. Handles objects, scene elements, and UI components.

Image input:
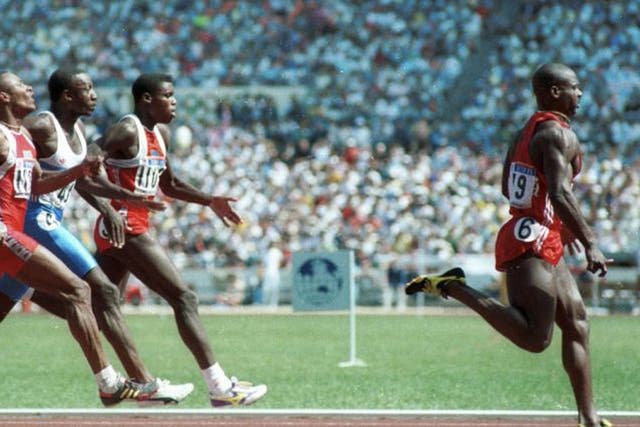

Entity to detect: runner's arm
[539,126,607,275]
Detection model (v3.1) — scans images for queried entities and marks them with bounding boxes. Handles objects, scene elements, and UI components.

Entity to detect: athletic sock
[202,363,232,395]
[95,365,121,392]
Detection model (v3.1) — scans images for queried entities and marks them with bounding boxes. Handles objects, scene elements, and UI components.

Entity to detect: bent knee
[557,302,590,338]
[92,280,122,308]
[67,279,92,305]
[526,337,552,353]
[175,289,199,310]
[522,327,554,353]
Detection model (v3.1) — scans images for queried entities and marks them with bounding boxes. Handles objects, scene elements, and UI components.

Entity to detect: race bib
[134,161,164,196]
[513,217,544,242]
[13,158,34,199]
[53,182,75,208]
[508,162,537,209]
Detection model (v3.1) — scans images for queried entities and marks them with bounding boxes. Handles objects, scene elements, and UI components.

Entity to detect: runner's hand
[584,245,609,277]
[209,196,242,227]
[81,155,103,177]
[103,208,129,248]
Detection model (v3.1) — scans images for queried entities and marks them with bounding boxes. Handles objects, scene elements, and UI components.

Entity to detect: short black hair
[131,73,173,104]
[48,68,85,102]
[531,63,574,95]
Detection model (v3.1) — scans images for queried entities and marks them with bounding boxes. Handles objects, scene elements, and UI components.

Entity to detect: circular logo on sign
[294,257,343,307]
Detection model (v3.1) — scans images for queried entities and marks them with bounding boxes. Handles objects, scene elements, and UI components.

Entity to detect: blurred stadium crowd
[2,0,639,274]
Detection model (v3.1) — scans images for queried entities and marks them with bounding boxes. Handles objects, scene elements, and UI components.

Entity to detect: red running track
[0,415,638,427]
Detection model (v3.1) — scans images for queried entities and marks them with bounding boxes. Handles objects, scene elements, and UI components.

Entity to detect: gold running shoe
[210,377,268,408]
[404,267,465,297]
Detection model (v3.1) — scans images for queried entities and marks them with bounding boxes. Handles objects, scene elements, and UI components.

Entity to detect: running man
[0,69,193,404]
[93,73,267,407]
[0,70,139,406]
[405,64,611,427]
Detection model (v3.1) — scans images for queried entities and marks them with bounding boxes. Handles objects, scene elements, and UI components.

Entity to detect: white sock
[95,365,121,392]
[202,363,232,395]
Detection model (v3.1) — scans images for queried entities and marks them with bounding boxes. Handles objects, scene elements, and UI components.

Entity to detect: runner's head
[49,68,97,116]
[132,74,176,124]
[0,71,36,118]
[532,63,582,117]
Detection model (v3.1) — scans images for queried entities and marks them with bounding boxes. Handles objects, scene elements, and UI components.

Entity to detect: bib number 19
[508,162,537,208]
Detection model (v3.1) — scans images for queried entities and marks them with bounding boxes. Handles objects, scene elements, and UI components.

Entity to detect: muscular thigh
[107,233,188,300]
[552,258,587,328]
[16,246,84,297]
[505,254,558,333]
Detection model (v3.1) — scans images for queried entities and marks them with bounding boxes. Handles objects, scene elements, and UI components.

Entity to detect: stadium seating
[2,1,638,307]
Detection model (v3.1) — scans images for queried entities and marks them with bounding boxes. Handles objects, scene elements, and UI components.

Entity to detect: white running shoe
[137,378,194,406]
[210,377,268,407]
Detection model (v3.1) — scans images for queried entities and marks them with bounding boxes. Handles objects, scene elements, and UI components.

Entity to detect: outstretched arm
[157,125,242,227]
[159,159,242,227]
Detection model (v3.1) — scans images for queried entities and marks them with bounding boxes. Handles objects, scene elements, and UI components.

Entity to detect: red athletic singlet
[495,111,581,271]
[94,115,166,252]
[0,124,39,275]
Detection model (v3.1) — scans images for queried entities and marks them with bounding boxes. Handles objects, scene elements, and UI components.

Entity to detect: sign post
[292,250,366,368]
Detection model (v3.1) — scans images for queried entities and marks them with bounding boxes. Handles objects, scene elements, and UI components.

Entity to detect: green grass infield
[0,312,637,409]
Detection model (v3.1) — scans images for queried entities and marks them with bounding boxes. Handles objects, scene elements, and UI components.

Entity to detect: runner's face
[554,71,582,117]
[68,73,97,116]
[150,82,176,124]
[0,73,36,115]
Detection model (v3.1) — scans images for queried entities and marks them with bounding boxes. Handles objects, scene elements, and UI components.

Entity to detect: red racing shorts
[0,229,39,276]
[495,216,563,272]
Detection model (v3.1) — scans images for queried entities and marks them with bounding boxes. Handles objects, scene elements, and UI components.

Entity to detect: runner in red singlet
[93,73,267,407]
[404,64,610,427]
[94,111,167,251]
[494,110,579,271]
[0,71,140,406]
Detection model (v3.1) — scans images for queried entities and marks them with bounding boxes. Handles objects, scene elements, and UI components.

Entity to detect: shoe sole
[137,398,180,407]
[137,383,195,407]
